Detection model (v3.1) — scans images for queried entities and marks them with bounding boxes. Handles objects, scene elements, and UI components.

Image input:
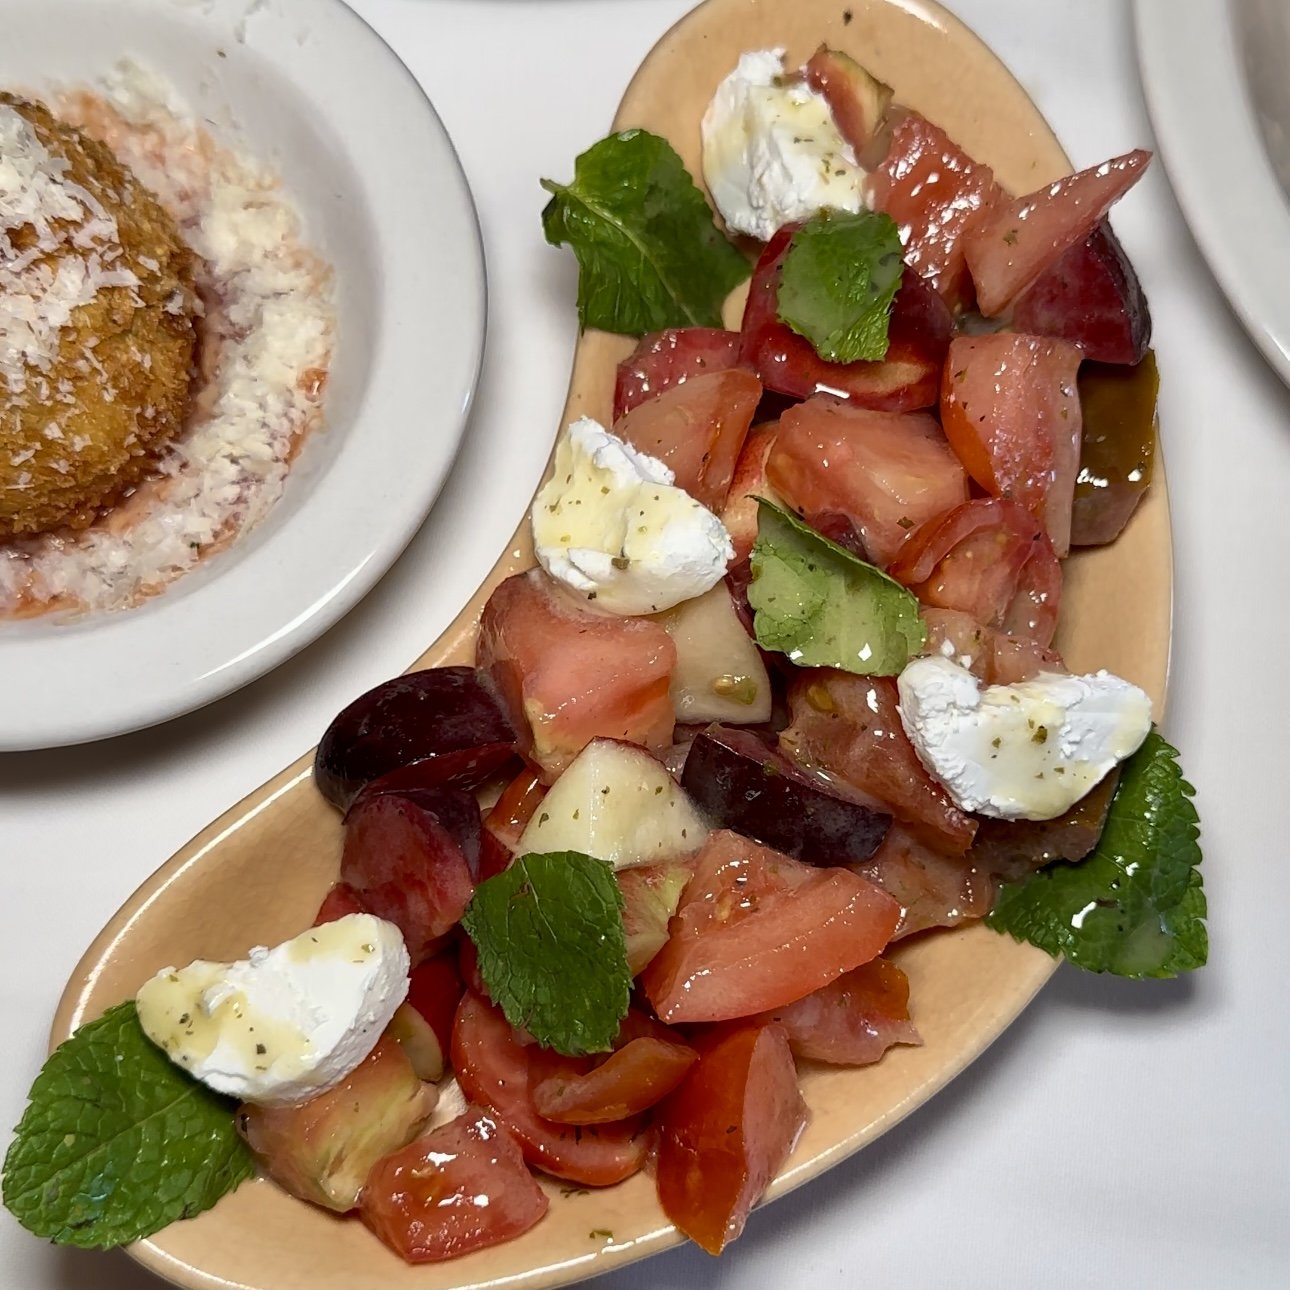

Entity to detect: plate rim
[1135,0,1290,384]
[0,0,486,752]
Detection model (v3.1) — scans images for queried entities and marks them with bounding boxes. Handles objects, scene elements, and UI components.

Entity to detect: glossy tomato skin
[852,822,995,939]
[312,882,369,926]
[888,498,1062,647]
[719,424,780,563]
[642,830,901,1024]
[920,606,1065,687]
[406,947,465,1056]
[614,367,761,511]
[965,149,1151,316]
[479,767,547,880]
[780,670,977,855]
[655,1021,806,1255]
[940,333,1083,557]
[450,991,648,1186]
[766,395,968,568]
[360,1108,548,1263]
[477,570,677,782]
[529,1030,697,1124]
[614,327,743,421]
[739,228,953,413]
[869,109,1003,310]
[757,959,920,1065]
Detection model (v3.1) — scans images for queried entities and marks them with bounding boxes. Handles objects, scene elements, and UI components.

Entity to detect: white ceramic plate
[0,0,485,752]
[1135,0,1290,384]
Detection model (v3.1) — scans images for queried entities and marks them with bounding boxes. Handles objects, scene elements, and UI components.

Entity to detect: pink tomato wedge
[868,110,1003,310]
[719,423,780,563]
[613,327,743,421]
[614,367,761,511]
[964,148,1151,317]
[920,606,1065,687]
[642,829,901,1024]
[853,822,995,938]
[888,498,1063,647]
[940,333,1083,556]
[756,958,921,1065]
[766,394,968,568]
[477,570,677,782]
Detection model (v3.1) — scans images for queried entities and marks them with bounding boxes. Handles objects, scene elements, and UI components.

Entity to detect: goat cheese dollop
[897,654,1152,821]
[136,913,409,1106]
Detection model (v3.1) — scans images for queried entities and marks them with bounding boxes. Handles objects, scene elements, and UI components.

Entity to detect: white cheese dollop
[532,417,733,616]
[701,48,869,241]
[896,655,1152,821]
[136,913,410,1107]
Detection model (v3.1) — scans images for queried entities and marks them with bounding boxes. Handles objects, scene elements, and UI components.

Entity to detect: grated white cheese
[0,63,334,618]
[0,104,140,400]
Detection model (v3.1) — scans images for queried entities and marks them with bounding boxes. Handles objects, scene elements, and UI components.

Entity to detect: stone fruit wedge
[51,3,1171,1289]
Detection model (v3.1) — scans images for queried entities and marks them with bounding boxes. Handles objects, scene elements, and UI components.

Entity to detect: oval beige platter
[51,0,1173,1287]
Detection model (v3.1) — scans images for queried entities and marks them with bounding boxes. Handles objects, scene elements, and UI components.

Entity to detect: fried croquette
[0,93,198,539]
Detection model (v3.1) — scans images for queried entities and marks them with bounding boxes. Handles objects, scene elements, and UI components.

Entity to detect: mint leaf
[748,499,925,675]
[776,209,904,363]
[987,731,1206,978]
[462,851,630,1055]
[541,129,749,334]
[3,1002,254,1248]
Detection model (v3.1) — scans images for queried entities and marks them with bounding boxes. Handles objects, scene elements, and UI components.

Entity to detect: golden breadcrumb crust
[0,93,199,539]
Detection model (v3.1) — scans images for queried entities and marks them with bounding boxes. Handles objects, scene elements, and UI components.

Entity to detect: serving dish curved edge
[50,1,1173,1287]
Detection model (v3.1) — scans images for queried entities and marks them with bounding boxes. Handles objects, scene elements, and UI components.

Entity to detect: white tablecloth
[4,1,1287,1286]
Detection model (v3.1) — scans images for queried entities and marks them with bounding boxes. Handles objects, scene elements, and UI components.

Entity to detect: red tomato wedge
[940,334,1083,557]
[740,228,954,413]
[450,991,648,1186]
[405,948,465,1056]
[766,395,968,568]
[757,959,921,1065]
[803,45,893,159]
[780,670,977,854]
[614,367,761,511]
[964,149,1151,317]
[312,882,368,926]
[888,498,1062,647]
[614,327,742,421]
[655,1021,806,1255]
[920,606,1065,686]
[869,110,1003,310]
[477,570,677,782]
[479,767,546,879]
[719,423,779,563]
[361,1109,548,1263]
[529,1033,697,1124]
[457,936,488,1001]
[642,830,900,1024]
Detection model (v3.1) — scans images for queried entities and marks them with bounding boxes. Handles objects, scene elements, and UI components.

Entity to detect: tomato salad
[3,41,1204,1271]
